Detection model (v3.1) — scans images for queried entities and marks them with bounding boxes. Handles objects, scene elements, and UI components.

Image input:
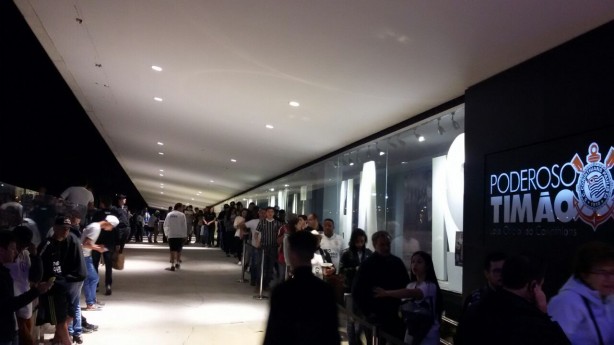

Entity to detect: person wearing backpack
[374,251,443,345]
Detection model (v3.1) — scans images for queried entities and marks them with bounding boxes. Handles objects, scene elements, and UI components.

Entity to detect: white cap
[105,215,120,227]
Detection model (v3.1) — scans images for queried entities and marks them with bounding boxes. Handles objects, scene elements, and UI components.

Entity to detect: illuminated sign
[489,142,614,232]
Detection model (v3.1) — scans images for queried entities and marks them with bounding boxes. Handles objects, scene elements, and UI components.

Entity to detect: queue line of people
[4,190,612,345]
[0,185,132,345]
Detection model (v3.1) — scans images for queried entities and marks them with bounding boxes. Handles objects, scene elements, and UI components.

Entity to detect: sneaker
[175,263,180,269]
[170,265,175,271]
[83,323,99,331]
[81,327,93,334]
[73,335,83,344]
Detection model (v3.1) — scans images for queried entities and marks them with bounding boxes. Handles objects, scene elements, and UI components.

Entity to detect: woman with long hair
[233,208,249,265]
[339,228,373,345]
[374,251,443,345]
[339,228,372,292]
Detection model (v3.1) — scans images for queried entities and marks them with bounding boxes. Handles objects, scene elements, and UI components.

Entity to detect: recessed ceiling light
[230,159,237,163]
[160,192,164,194]
[210,180,214,183]
[159,174,164,177]
[151,65,163,72]
[159,169,164,172]
[270,188,275,191]
[157,142,164,146]
[284,184,289,187]
[158,152,164,155]
[379,151,386,156]
[191,198,194,201]
[265,124,274,129]
[154,97,163,102]
[160,186,164,188]
[289,101,300,107]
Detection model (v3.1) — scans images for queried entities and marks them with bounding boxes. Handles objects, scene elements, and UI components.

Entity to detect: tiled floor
[38,242,351,345]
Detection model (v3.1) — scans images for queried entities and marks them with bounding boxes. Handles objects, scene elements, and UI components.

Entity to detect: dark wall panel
[464,21,614,298]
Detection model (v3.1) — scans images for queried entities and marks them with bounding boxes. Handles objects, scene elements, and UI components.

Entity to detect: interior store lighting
[388,137,398,149]
[451,111,461,130]
[438,118,445,135]
[414,128,425,142]
[343,154,350,166]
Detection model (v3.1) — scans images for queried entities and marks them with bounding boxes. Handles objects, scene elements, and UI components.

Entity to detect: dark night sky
[0,1,146,210]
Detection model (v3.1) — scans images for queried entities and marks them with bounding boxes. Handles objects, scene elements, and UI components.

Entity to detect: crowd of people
[454,243,614,345]
[1,184,613,345]
[0,206,118,344]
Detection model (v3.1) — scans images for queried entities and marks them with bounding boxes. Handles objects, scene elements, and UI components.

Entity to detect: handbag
[401,297,434,345]
[112,252,125,270]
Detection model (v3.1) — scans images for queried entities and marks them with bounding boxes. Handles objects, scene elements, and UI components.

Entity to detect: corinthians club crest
[571,143,614,230]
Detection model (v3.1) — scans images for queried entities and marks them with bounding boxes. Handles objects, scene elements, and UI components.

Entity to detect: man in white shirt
[81,215,119,311]
[319,218,345,273]
[245,208,265,286]
[163,203,187,271]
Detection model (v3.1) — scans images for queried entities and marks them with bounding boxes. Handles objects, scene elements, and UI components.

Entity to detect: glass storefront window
[220,105,465,293]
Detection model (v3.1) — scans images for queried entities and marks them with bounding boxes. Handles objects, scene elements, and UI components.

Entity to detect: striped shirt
[256,218,282,247]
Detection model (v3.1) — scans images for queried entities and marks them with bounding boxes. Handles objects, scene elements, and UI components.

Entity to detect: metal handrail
[341,299,405,345]
[442,314,459,327]
[342,294,458,345]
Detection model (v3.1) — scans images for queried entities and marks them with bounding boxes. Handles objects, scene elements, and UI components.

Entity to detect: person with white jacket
[548,241,614,345]
[163,203,187,271]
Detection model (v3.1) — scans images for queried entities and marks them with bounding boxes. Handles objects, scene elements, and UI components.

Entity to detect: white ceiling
[14,0,614,209]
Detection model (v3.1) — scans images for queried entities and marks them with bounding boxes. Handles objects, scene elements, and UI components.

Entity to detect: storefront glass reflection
[222,106,465,293]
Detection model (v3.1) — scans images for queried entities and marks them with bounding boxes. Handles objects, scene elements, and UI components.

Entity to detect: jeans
[66,281,84,336]
[83,256,99,305]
